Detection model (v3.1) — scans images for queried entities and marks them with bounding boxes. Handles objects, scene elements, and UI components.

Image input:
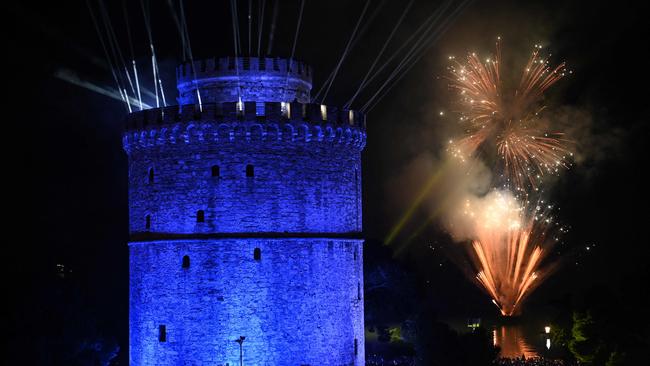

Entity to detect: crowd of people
[365,354,415,366]
[494,357,574,366]
[365,354,575,366]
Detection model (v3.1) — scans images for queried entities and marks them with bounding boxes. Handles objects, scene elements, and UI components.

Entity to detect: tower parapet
[177,56,312,105]
[124,101,365,133]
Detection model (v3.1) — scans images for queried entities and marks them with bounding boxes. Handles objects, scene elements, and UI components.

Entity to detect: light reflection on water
[493,325,540,358]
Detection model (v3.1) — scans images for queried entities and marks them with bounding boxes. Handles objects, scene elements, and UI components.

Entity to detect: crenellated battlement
[123,120,366,153]
[126,102,364,130]
[124,102,366,152]
[177,56,312,82]
[176,57,313,105]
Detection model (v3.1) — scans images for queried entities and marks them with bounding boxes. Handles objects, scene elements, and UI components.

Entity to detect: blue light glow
[126,57,366,365]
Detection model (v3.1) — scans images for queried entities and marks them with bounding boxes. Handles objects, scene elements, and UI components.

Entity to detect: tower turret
[177,57,312,105]
[125,57,366,365]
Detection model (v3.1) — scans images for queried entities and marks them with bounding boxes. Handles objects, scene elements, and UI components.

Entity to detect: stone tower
[123,57,366,365]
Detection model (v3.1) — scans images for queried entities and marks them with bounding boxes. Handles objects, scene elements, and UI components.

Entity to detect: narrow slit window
[159,325,166,342]
[211,165,220,177]
[148,167,154,184]
[354,338,358,356]
[246,164,254,177]
[197,210,205,223]
[145,215,151,230]
[357,283,361,300]
[182,255,190,269]
[254,248,261,261]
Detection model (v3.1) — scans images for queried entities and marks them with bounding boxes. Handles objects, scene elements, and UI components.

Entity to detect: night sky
[14,0,649,361]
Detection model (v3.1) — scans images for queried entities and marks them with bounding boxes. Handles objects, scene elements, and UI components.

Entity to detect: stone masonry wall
[129,238,365,366]
[127,124,363,235]
[177,76,311,105]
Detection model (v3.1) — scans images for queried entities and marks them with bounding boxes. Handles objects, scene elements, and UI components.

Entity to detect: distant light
[281,102,290,117]
[545,326,551,334]
[439,111,445,116]
[546,338,551,349]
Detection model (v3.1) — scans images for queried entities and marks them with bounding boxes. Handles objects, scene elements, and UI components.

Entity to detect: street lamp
[235,336,246,366]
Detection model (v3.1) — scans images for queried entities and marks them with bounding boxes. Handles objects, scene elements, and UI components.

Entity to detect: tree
[568,311,604,364]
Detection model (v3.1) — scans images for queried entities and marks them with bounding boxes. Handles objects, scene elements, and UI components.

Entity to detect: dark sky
[14,0,649,349]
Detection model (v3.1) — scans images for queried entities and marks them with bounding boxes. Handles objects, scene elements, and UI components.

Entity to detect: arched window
[211,165,220,177]
[159,325,166,342]
[357,283,361,300]
[254,248,261,261]
[354,338,358,356]
[196,210,205,223]
[182,255,190,269]
[246,164,254,177]
[145,215,151,230]
[148,167,154,183]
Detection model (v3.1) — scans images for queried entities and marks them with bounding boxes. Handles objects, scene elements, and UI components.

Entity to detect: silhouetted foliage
[564,271,650,366]
[364,240,499,365]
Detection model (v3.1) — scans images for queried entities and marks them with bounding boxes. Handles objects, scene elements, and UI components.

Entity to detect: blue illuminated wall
[130,238,363,365]
[124,57,366,365]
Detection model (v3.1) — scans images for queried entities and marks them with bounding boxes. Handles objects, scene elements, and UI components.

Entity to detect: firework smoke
[448,41,572,189]
[386,144,562,315]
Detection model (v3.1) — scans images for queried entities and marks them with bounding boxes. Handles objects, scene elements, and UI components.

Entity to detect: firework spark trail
[460,190,559,316]
[448,41,572,189]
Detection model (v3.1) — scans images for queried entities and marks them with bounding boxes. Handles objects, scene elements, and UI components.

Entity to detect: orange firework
[448,40,572,189]
[461,191,560,316]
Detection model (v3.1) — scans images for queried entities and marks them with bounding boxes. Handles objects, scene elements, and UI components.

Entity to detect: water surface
[493,324,541,358]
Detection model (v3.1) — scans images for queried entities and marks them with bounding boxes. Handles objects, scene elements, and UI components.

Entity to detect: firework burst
[460,190,563,316]
[448,41,573,189]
